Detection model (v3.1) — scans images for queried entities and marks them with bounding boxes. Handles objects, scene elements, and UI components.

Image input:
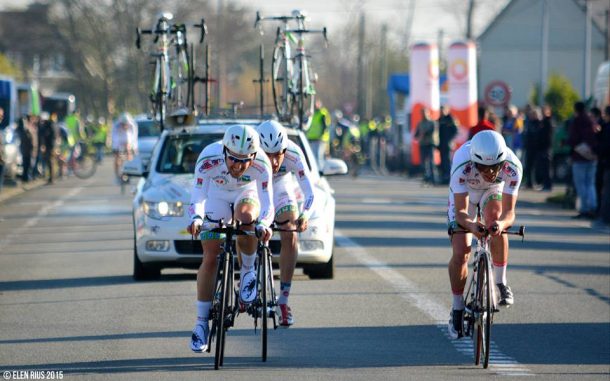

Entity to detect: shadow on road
[2,323,608,373]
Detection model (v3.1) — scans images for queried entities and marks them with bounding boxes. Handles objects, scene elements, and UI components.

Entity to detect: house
[477,0,608,108]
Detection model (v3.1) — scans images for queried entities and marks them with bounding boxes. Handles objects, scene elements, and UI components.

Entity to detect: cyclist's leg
[113,149,121,179]
[480,188,513,305]
[274,183,299,326]
[191,194,231,352]
[234,187,261,304]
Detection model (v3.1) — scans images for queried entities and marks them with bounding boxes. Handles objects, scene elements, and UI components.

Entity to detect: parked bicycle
[136,14,206,130]
[449,224,525,369]
[255,10,327,130]
[57,140,97,179]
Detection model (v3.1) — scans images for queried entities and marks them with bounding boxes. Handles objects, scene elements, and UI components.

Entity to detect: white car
[124,118,347,280]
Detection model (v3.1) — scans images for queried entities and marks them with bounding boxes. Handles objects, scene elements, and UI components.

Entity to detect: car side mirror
[123,156,146,177]
[320,158,348,176]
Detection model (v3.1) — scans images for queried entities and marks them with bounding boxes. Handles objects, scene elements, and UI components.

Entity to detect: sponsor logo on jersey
[503,165,517,177]
[298,169,305,178]
[196,178,203,188]
[240,175,251,182]
[201,158,222,171]
[509,180,518,188]
[459,177,465,184]
[262,181,268,190]
[213,176,228,185]
[463,164,472,175]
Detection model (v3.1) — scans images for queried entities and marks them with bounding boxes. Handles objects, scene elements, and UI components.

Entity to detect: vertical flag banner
[448,40,478,146]
[410,42,440,165]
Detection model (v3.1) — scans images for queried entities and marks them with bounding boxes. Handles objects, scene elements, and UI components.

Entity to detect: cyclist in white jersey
[256,120,315,327]
[187,125,274,352]
[447,130,523,339]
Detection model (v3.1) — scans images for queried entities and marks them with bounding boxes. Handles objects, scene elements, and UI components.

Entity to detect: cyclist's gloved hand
[469,221,486,240]
[255,223,272,242]
[487,221,502,236]
[188,218,203,239]
[296,213,308,232]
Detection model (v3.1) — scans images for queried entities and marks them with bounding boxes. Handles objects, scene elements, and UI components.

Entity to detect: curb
[0,178,47,204]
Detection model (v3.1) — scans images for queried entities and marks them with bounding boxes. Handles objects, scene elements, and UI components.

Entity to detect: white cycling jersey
[272,140,315,220]
[188,141,274,228]
[447,141,522,225]
[111,120,138,152]
[449,141,523,196]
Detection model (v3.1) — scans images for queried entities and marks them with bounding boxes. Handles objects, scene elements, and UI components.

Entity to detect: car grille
[174,240,281,255]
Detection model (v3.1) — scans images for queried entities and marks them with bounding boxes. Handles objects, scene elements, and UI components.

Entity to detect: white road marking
[0,186,84,252]
[336,230,533,376]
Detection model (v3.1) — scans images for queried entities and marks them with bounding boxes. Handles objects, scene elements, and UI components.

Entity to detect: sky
[0,0,511,45]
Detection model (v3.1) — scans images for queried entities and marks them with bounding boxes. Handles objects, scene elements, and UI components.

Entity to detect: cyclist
[447,130,522,339]
[111,113,138,182]
[187,125,274,352]
[256,120,315,327]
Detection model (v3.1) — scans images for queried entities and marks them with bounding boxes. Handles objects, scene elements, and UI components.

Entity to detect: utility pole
[357,12,365,117]
[583,0,592,100]
[540,0,549,107]
[379,23,388,117]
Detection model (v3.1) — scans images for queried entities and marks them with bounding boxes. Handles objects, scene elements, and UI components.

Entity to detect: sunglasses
[475,162,503,173]
[224,149,254,164]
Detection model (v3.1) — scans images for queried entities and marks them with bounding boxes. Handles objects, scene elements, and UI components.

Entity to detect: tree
[544,73,580,122]
[0,53,22,80]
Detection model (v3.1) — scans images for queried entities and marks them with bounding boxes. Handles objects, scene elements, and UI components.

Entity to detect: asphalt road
[0,160,608,380]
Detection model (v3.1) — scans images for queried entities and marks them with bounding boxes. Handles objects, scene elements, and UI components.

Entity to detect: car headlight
[143,201,184,219]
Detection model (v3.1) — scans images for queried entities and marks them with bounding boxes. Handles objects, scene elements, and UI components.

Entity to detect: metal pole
[583,0,592,99]
[540,0,549,107]
[357,12,365,117]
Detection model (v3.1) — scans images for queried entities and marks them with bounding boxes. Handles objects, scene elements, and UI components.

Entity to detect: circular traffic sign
[484,81,511,107]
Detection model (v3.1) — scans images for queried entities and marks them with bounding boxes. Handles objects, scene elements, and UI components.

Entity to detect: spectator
[596,105,610,226]
[468,105,495,139]
[537,105,554,191]
[590,107,604,212]
[91,117,108,163]
[38,112,58,184]
[306,100,331,166]
[437,105,458,184]
[568,101,598,219]
[414,107,438,185]
[523,106,542,189]
[17,115,37,183]
[502,105,519,150]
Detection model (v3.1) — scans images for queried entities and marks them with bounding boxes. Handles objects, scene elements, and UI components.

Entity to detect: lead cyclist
[447,130,523,339]
[256,120,315,327]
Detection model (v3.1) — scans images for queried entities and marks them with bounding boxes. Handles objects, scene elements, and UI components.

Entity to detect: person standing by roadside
[17,114,36,183]
[38,112,58,184]
[595,105,610,227]
[538,105,554,191]
[468,105,495,139]
[307,100,331,166]
[414,107,438,185]
[523,106,542,189]
[437,105,458,184]
[568,101,598,219]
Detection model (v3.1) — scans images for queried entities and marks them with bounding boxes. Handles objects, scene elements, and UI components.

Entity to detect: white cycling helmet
[222,124,260,156]
[256,120,288,154]
[470,130,507,166]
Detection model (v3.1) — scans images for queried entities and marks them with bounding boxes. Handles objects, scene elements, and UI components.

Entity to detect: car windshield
[137,119,162,137]
[155,130,314,175]
[157,133,222,174]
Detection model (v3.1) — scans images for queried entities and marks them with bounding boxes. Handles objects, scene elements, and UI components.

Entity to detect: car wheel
[133,238,161,280]
[303,249,334,280]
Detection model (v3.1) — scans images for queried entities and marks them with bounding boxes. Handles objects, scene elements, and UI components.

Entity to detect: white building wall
[478,0,607,108]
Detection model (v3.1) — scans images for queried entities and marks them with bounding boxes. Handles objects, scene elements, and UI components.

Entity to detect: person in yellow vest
[306,100,331,166]
[91,117,109,163]
[64,110,85,148]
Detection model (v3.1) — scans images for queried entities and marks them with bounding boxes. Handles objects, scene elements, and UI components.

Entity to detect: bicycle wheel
[171,45,190,109]
[271,42,292,119]
[260,247,269,362]
[72,143,97,179]
[297,58,315,130]
[472,253,492,367]
[214,252,230,370]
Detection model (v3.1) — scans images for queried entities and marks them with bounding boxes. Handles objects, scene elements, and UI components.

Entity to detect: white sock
[196,300,211,324]
[494,264,507,286]
[241,251,256,270]
[452,294,465,310]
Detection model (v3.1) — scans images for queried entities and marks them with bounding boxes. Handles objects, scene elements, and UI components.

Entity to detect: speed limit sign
[484,81,511,107]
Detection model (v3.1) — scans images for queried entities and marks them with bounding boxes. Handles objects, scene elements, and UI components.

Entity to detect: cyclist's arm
[255,157,275,230]
[453,192,479,234]
[493,193,517,235]
[290,145,315,221]
[493,157,522,235]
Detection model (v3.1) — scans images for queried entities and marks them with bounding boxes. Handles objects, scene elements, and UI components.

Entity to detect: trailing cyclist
[111,113,138,183]
[187,125,274,352]
[256,120,315,327]
[447,130,523,339]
